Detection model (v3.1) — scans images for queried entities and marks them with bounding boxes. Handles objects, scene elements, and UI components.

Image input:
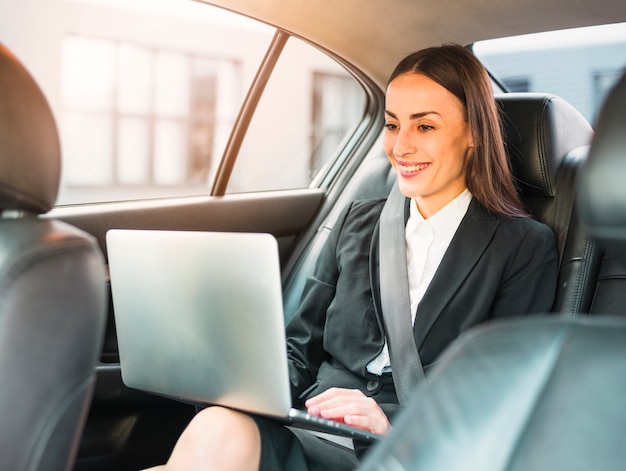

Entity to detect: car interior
[1,0,626,470]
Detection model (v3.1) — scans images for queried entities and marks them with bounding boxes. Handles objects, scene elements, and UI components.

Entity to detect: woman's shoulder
[494,210,556,243]
[331,197,387,236]
[350,197,387,211]
[470,199,555,242]
[339,197,387,220]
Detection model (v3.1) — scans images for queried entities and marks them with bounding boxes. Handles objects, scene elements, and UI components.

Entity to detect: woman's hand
[304,387,391,435]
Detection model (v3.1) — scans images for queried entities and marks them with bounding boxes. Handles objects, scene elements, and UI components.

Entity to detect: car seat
[0,44,107,471]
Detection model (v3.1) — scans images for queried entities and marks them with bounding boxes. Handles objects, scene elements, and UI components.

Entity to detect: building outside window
[60,35,240,202]
[593,67,626,122]
[473,23,626,124]
[310,72,365,178]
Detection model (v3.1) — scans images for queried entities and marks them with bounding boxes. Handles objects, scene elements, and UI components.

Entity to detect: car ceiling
[200,0,626,88]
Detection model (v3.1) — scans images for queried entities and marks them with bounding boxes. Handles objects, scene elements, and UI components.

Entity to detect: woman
[147,44,558,471]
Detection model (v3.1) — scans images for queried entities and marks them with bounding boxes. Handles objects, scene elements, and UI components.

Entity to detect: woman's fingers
[305,387,359,405]
[305,388,361,417]
[304,388,390,434]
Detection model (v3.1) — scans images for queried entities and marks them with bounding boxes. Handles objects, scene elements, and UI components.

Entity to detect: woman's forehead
[385,73,466,117]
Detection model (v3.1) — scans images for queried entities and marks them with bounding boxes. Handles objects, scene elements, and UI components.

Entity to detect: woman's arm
[285,203,353,401]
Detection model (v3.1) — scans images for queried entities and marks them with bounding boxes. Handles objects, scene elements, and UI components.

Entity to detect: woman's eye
[384,122,398,131]
[418,124,434,131]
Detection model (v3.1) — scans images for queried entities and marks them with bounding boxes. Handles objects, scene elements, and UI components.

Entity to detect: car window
[59,34,246,195]
[0,0,369,205]
[473,22,626,125]
[230,36,367,193]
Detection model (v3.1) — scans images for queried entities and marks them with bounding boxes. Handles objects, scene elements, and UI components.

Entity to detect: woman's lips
[397,162,430,177]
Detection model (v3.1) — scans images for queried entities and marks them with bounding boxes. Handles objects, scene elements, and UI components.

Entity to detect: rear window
[473,22,626,125]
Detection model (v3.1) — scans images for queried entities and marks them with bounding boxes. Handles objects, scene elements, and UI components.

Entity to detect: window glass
[311,72,365,176]
[117,43,152,114]
[63,112,114,185]
[118,118,150,184]
[59,33,246,202]
[0,0,273,205]
[474,22,626,124]
[1,0,368,204]
[230,36,367,193]
[61,36,116,110]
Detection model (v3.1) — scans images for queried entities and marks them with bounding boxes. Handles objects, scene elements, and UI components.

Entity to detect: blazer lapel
[412,199,500,348]
[369,216,386,335]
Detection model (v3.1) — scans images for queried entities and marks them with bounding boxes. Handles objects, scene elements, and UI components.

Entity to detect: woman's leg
[146,406,261,471]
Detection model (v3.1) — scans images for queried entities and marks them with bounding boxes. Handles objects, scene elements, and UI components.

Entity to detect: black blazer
[287,197,558,420]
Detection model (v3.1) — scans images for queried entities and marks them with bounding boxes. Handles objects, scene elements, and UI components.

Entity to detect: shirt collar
[406,189,472,242]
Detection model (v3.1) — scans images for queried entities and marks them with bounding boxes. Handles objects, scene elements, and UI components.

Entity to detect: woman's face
[383,72,473,218]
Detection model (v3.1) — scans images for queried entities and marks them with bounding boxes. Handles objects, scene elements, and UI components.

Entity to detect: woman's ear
[467,131,475,150]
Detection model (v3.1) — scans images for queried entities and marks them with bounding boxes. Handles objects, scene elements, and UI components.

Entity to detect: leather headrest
[0,44,60,215]
[578,72,626,262]
[497,93,593,198]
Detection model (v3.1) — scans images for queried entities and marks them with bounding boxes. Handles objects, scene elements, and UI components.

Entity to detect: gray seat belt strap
[378,183,425,405]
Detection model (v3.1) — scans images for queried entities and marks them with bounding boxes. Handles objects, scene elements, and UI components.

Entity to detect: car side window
[59,35,245,199]
[228,36,366,193]
[1,1,367,205]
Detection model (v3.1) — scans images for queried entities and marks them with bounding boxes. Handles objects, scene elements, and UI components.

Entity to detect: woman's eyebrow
[384,110,441,119]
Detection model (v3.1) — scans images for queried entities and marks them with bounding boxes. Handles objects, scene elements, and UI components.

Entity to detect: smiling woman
[384,73,472,218]
[384,45,527,219]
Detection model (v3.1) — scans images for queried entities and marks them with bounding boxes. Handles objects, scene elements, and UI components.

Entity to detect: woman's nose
[393,128,417,156]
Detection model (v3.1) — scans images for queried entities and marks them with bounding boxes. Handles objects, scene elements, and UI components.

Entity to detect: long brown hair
[388,44,528,218]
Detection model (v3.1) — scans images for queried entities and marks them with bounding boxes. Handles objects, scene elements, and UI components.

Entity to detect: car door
[9,3,384,470]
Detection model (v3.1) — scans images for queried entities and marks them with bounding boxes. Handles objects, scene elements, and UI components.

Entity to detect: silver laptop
[106,229,380,442]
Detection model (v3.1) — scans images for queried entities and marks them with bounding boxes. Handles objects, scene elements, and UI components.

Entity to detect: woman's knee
[171,406,261,469]
[164,406,261,471]
[189,406,259,440]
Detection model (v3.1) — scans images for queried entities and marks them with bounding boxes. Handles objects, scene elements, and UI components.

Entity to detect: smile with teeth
[399,162,429,173]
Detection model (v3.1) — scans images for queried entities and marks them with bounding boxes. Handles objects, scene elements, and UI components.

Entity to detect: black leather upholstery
[579,73,626,263]
[359,316,626,471]
[0,44,107,471]
[358,72,626,471]
[498,93,591,239]
[0,46,60,214]
[577,73,626,317]
[497,94,602,314]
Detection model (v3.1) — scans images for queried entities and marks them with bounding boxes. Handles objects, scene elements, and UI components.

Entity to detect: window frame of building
[59,34,241,204]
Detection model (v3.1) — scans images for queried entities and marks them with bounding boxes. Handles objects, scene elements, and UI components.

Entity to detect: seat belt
[378,183,425,405]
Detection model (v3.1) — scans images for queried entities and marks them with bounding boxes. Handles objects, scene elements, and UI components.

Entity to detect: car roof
[202,0,626,88]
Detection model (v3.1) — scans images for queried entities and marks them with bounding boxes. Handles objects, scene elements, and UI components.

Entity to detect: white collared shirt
[366,189,473,375]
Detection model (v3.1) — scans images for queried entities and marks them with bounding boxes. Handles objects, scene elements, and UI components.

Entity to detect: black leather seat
[0,45,107,470]
[575,73,626,316]
[497,93,597,313]
[283,92,595,321]
[358,72,626,471]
